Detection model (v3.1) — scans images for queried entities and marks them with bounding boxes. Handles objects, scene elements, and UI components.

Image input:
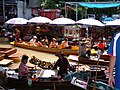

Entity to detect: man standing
[108,32,120,89]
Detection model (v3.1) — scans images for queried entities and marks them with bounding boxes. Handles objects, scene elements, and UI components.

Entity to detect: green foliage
[41,0,57,9]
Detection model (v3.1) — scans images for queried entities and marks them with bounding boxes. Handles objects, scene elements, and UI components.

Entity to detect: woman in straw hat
[49,38,58,48]
[29,36,38,46]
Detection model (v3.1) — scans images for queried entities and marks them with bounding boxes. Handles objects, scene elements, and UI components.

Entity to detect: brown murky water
[0,37,58,69]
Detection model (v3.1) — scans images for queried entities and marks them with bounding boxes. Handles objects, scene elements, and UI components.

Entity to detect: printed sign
[71,77,87,89]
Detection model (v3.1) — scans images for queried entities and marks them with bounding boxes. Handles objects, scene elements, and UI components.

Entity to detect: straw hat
[83,40,89,44]
[103,38,106,41]
[36,26,40,29]
[82,38,86,41]
[33,36,37,39]
[86,38,91,41]
[52,38,56,41]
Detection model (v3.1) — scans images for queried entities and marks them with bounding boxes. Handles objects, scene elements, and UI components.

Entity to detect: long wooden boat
[6,69,111,90]
[0,54,5,60]
[7,77,109,90]
[14,43,79,55]
[68,55,109,66]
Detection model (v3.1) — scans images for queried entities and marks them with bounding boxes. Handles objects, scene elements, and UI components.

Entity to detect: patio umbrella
[76,18,105,27]
[50,17,75,25]
[105,19,120,26]
[5,18,28,24]
[28,16,52,24]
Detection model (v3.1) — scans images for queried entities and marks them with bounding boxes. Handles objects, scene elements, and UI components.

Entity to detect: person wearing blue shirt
[108,32,120,90]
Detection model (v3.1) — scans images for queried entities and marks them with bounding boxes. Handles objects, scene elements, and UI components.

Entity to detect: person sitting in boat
[15,29,22,43]
[80,41,90,58]
[49,38,58,48]
[42,36,49,46]
[97,39,105,53]
[59,38,69,49]
[36,37,43,47]
[53,52,70,79]
[18,55,31,80]
[29,36,38,46]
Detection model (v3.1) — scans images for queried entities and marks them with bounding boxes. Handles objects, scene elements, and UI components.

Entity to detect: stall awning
[78,2,120,8]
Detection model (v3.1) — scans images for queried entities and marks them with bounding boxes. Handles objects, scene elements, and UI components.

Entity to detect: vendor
[53,52,70,79]
[18,55,30,80]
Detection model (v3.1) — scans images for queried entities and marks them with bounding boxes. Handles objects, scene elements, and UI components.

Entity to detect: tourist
[42,36,49,46]
[53,52,70,79]
[108,32,120,89]
[49,38,58,48]
[35,26,41,35]
[103,37,108,50]
[98,39,105,50]
[98,37,108,54]
[18,55,30,80]
[60,38,69,49]
[80,41,88,58]
[15,29,21,43]
[29,36,37,46]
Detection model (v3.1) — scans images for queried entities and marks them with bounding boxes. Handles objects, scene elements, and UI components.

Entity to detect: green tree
[41,0,57,9]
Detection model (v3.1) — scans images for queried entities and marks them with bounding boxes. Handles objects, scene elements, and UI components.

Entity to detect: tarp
[78,2,120,8]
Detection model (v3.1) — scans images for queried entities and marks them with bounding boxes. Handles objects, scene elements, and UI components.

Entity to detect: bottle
[98,49,101,59]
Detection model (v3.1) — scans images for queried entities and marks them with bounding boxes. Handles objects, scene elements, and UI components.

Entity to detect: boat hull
[68,55,109,66]
[14,43,79,55]
[78,57,109,66]
[7,77,76,89]
[0,47,17,58]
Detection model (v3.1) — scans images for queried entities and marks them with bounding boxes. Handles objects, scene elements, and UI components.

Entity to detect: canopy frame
[65,2,120,21]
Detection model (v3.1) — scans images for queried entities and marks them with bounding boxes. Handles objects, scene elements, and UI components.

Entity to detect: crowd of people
[16,33,70,49]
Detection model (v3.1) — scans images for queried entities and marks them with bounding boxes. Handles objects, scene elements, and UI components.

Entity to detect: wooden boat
[0,53,13,66]
[0,47,24,63]
[0,59,13,66]
[6,69,111,90]
[14,43,79,55]
[0,54,5,60]
[0,47,17,58]
[68,55,109,66]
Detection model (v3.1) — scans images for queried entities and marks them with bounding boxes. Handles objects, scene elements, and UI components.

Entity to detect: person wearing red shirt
[98,40,105,51]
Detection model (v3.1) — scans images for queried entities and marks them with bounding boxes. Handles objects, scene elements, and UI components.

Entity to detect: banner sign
[71,77,87,89]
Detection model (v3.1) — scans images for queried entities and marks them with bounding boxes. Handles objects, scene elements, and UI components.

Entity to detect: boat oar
[93,49,101,90]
